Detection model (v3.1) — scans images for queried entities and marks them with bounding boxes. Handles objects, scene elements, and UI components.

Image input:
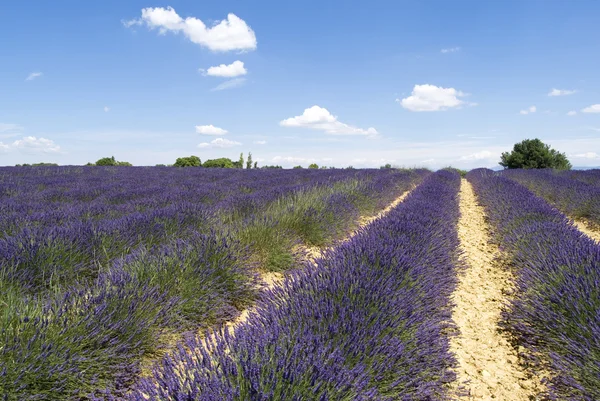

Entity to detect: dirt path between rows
[450,179,541,400]
[572,220,600,243]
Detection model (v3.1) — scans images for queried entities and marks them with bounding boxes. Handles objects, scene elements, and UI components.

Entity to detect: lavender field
[1,167,600,400]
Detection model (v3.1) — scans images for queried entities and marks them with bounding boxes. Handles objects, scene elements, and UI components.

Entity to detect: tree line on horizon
[13,139,574,170]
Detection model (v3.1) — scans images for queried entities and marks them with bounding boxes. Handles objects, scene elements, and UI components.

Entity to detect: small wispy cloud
[196,125,228,135]
[104,106,110,112]
[253,140,267,145]
[441,47,460,54]
[582,104,600,113]
[548,88,577,97]
[197,138,241,148]
[519,106,537,115]
[26,72,43,81]
[211,78,246,91]
[567,110,577,116]
[200,60,247,78]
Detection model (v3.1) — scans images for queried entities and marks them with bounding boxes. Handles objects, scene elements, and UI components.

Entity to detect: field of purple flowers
[500,168,600,227]
[0,166,426,400]
[469,168,600,400]
[127,169,462,400]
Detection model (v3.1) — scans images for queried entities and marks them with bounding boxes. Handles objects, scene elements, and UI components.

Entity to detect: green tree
[246,152,253,169]
[232,152,244,168]
[292,165,303,169]
[499,138,571,170]
[203,158,235,168]
[380,163,392,169]
[308,163,319,169]
[96,156,118,166]
[253,161,258,169]
[173,156,201,167]
[117,161,132,166]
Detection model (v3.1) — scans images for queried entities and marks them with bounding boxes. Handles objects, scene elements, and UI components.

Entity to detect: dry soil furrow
[450,178,540,400]
[572,220,600,243]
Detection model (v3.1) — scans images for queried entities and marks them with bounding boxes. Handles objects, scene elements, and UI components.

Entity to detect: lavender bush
[468,168,600,400]
[0,166,427,399]
[129,170,461,401]
[500,168,600,226]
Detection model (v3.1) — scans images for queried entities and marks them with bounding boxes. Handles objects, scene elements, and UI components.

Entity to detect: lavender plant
[128,170,461,400]
[468,168,600,400]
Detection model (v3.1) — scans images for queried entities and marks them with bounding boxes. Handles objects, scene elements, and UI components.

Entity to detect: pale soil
[450,179,542,400]
[573,219,600,243]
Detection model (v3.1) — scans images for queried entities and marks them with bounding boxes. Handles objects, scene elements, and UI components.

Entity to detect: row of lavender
[125,170,461,401]
[0,167,427,400]
[500,168,600,227]
[468,169,600,400]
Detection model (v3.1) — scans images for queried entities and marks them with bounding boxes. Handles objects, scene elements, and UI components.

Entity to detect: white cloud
[197,138,241,148]
[126,7,257,52]
[104,106,110,112]
[398,84,469,112]
[195,125,228,135]
[0,142,10,152]
[201,60,247,77]
[567,110,577,116]
[12,136,61,153]
[548,88,577,97]
[0,123,23,132]
[26,72,43,81]
[572,152,600,159]
[582,104,600,113]
[272,156,315,164]
[211,78,246,91]
[253,140,267,145]
[519,106,537,115]
[421,158,435,163]
[459,150,494,161]
[441,47,460,53]
[280,105,379,137]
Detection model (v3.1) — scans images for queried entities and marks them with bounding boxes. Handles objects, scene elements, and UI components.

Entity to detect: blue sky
[1,0,600,168]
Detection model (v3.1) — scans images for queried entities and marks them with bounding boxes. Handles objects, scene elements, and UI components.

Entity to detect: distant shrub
[308,163,319,169]
[500,138,571,170]
[203,158,234,168]
[174,156,201,167]
[94,156,132,166]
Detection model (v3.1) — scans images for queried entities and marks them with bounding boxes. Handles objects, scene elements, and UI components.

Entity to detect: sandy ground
[573,220,600,243]
[450,179,541,400]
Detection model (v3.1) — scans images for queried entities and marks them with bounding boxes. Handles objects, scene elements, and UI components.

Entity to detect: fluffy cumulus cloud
[398,84,469,112]
[459,150,494,161]
[519,106,537,115]
[195,125,228,135]
[125,7,257,52]
[567,110,577,116]
[26,72,43,81]
[582,104,600,113]
[197,138,241,148]
[12,136,61,153]
[280,106,379,137]
[201,60,247,77]
[548,88,577,97]
[441,47,460,53]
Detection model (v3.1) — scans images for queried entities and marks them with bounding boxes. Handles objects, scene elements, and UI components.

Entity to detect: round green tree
[499,138,571,170]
